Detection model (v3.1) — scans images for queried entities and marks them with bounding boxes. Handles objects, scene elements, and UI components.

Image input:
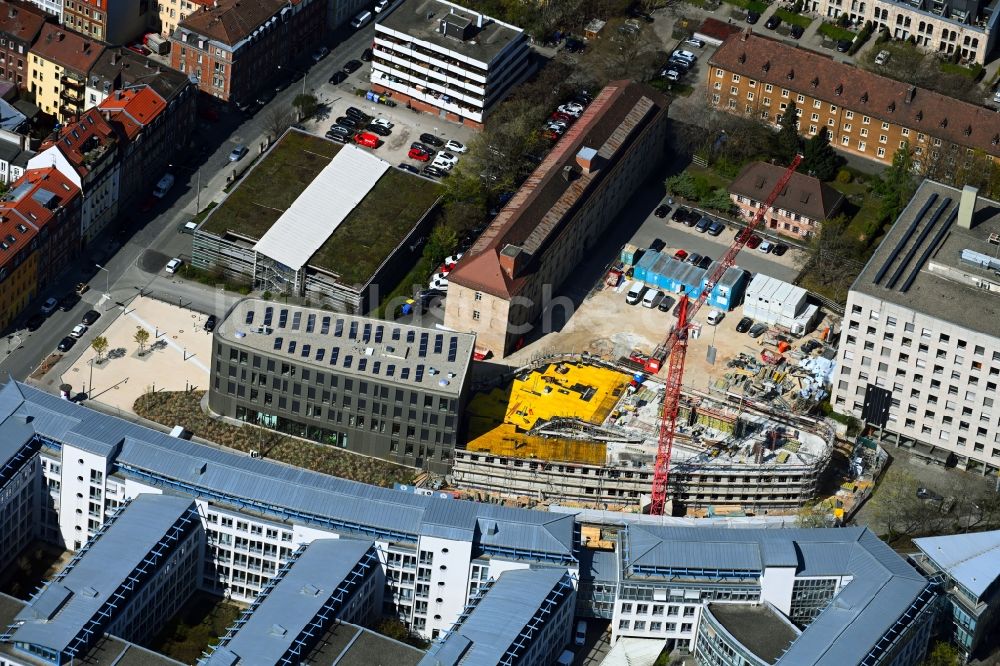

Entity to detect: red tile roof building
[28,25,105,121]
[708,31,1000,169]
[0,0,47,89]
[443,80,671,357]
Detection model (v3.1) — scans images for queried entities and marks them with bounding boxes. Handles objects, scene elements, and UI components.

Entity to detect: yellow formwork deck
[465,424,608,465]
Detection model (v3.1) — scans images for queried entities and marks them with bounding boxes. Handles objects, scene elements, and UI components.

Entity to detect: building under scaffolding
[453,360,834,515]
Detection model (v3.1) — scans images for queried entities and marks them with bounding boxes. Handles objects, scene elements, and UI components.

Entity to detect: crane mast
[648,155,803,516]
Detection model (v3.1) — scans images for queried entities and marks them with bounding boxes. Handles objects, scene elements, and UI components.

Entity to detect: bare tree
[866,466,940,541]
[264,107,294,140]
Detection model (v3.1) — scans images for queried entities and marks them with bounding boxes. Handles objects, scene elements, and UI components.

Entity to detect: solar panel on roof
[418,333,428,358]
[373,361,381,374]
[349,322,358,339]
[288,341,297,354]
[321,317,330,335]
[363,323,371,341]
[306,314,316,333]
[375,326,383,343]
[335,319,344,337]
[358,358,367,371]
[316,348,325,362]
[245,310,255,325]
[415,365,424,382]
[401,367,410,379]
[292,312,302,330]
[406,331,415,343]
[874,193,938,285]
[301,344,311,358]
[273,337,283,350]
[447,337,458,362]
[330,348,340,364]
[263,307,273,326]
[392,328,400,341]
[433,334,443,354]
[344,355,353,368]
[278,310,288,328]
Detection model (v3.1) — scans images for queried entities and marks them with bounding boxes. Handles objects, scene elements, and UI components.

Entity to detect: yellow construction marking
[465,424,608,465]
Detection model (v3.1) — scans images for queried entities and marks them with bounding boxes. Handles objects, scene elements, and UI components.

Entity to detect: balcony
[60,75,84,88]
[60,87,81,101]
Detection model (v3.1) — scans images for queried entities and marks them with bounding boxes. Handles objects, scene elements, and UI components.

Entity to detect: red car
[745,234,763,249]
[673,249,688,260]
[408,147,431,161]
[354,132,379,148]
[551,111,572,122]
[542,129,560,141]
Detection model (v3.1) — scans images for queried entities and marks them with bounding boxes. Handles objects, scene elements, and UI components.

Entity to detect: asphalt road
[0,23,380,383]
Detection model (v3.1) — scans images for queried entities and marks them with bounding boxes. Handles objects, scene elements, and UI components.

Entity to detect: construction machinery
[649,154,803,516]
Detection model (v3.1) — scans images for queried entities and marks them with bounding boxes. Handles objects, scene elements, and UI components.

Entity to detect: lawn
[149,592,242,664]
[774,8,812,27]
[310,169,443,286]
[818,22,856,42]
[0,542,69,600]
[722,0,767,11]
[939,61,982,79]
[134,391,416,487]
[200,130,340,239]
[844,195,884,242]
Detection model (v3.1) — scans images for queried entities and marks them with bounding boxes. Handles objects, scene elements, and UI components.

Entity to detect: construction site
[451,357,838,516]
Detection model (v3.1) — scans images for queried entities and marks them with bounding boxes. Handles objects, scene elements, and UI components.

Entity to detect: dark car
[57,336,76,352]
[81,310,101,326]
[695,216,712,233]
[565,37,586,53]
[683,213,699,227]
[342,59,363,74]
[772,242,789,256]
[667,58,691,72]
[654,204,671,218]
[836,39,853,52]
[657,295,675,312]
[326,131,351,143]
[746,10,760,23]
[398,163,420,174]
[697,255,712,269]
[649,238,666,253]
[255,89,275,107]
[671,207,691,223]
[204,315,217,332]
[59,292,80,311]
[418,288,447,300]
[420,133,444,147]
[336,116,359,128]
[26,313,45,331]
[765,15,781,29]
[410,141,431,153]
[748,323,768,338]
[736,316,753,333]
[707,220,725,236]
[345,106,366,119]
[328,123,353,135]
[686,252,703,266]
[361,48,374,62]
[422,165,447,178]
[329,71,348,85]
[366,124,392,136]
[790,24,805,39]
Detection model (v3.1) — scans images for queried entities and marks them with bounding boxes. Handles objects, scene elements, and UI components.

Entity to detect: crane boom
[649,155,802,516]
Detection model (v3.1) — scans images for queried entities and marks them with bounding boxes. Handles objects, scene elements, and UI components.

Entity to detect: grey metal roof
[303,621,425,665]
[913,530,1000,599]
[3,382,576,560]
[420,568,572,666]
[794,542,853,577]
[11,494,197,654]
[706,603,800,665]
[208,539,377,665]
[219,298,476,398]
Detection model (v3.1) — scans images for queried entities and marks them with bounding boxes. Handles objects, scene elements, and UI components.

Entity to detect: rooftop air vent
[860,92,868,103]
[738,52,746,64]
[811,77,819,88]
[762,60,770,72]
[786,68,794,80]
[940,118,948,128]
[916,110,923,121]
[965,125,972,136]
[887,101,895,112]
[835,84,843,96]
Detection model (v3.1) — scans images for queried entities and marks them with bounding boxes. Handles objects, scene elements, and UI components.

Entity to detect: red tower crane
[648,155,802,516]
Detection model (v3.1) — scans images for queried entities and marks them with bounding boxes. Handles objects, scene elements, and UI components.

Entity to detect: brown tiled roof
[99,86,167,139]
[31,24,104,75]
[447,80,670,299]
[89,48,191,104]
[0,167,79,268]
[729,161,845,221]
[697,17,741,42]
[40,108,117,177]
[710,31,1000,159]
[177,0,287,46]
[0,0,46,44]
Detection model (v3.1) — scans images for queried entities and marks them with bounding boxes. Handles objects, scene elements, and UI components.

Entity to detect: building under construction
[453,358,834,515]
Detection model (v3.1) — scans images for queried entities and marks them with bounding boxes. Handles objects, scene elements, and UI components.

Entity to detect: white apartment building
[833,182,1000,476]
[371,0,534,128]
[808,0,999,64]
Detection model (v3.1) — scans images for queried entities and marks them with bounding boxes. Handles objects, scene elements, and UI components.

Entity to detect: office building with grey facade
[208,298,476,473]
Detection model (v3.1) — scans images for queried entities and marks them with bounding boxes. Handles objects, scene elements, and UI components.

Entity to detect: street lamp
[169,163,203,216]
[95,263,110,305]
[278,65,308,99]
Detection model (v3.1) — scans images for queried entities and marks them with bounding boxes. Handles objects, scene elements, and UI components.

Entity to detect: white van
[706,309,724,325]
[574,620,586,646]
[556,650,574,666]
[350,10,372,28]
[625,282,646,306]
[642,289,664,309]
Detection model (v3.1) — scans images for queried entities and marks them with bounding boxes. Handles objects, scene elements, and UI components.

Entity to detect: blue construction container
[700,264,749,311]
[633,250,661,284]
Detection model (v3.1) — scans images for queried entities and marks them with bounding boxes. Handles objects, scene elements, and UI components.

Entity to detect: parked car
[336,116,359,128]
[312,46,330,62]
[422,165,447,178]
[625,282,647,305]
[26,313,45,331]
[916,487,943,501]
[204,315,217,332]
[758,241,774,254]
[657,295,675,312]
[361,48,374,61]
[557,103,583,117]
[420,133,444,147]
[683,37,705,48]
[228,144,248,162]
[564,37,586,53]
[628,5,654,22]
[748,323,768,338]
[654,204,671,218]
[410,141,431,153]
[672,49,697,62]
[366,124,392,136]
[706,309,724,325]
[683,213,699,227]
[342,59,363,74]
[374,0,389,11]
[745,234,763,249]
[345,106,366,119]
[40,297,59,316]
[662,69,681,82]
[875,50,890,65]
[686,252,703,266]
[444,139,467,153]
[836,39,853,52]
[81,310,101,326]
[667,58,690,73]
[433,151,459,169]
[326,131,350,143]
[165,257,183,274]
[765,15,781,29]
[671,207,691,223]
[736,316,753,333]
[370,117,393,130]
[790,24,805,38]
[746,10,760,23]
[695,216,712,233]
[772,243,789,256]
[70,323,88,338]
[408,147,432,161]
[354,132,379,148]
[329,71,348,85]
[152,173,174,198]
[707,220,725,236]
[642,289,664,308]
[398,163,420,174]
[444,253,464,265]
[57,336,76,352]
[673,249,688,260]
[59,292,80,311]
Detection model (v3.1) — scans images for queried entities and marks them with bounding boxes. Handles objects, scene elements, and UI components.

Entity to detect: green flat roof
[200,129,441,285]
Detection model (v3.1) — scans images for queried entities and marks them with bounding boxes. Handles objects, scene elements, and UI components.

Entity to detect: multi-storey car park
[371,0,534,128]
[208,298,476,474]
[192,129,442,313]
[454,359,834,514]
[832,181,1000,476]
[0,378,980,666]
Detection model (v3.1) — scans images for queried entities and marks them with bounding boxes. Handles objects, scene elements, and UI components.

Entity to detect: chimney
[8,7,16,17]
[741,28,750,41]
[498,244,526,278]
[905,86,915,103]
[576,146,598,174]
[957,185,978,230]
[476,11,482,28]
[111,50,118,65]
[57,31,64,41]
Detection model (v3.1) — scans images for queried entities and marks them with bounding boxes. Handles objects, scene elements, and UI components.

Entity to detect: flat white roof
[252,146,390,271]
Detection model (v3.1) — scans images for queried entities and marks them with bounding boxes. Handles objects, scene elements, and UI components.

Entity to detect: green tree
[866,466,932,542]
[702,188,734,213]
[292,93,318,120]
[802,128,840,181]
[874,144,916,223]
[773,101,802,163]
[795,502,832,527]
[799,214,866,304]
[91,336,109,362]
[134,327,150,354]
[922,641,961,666]
[423,224,458,268]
